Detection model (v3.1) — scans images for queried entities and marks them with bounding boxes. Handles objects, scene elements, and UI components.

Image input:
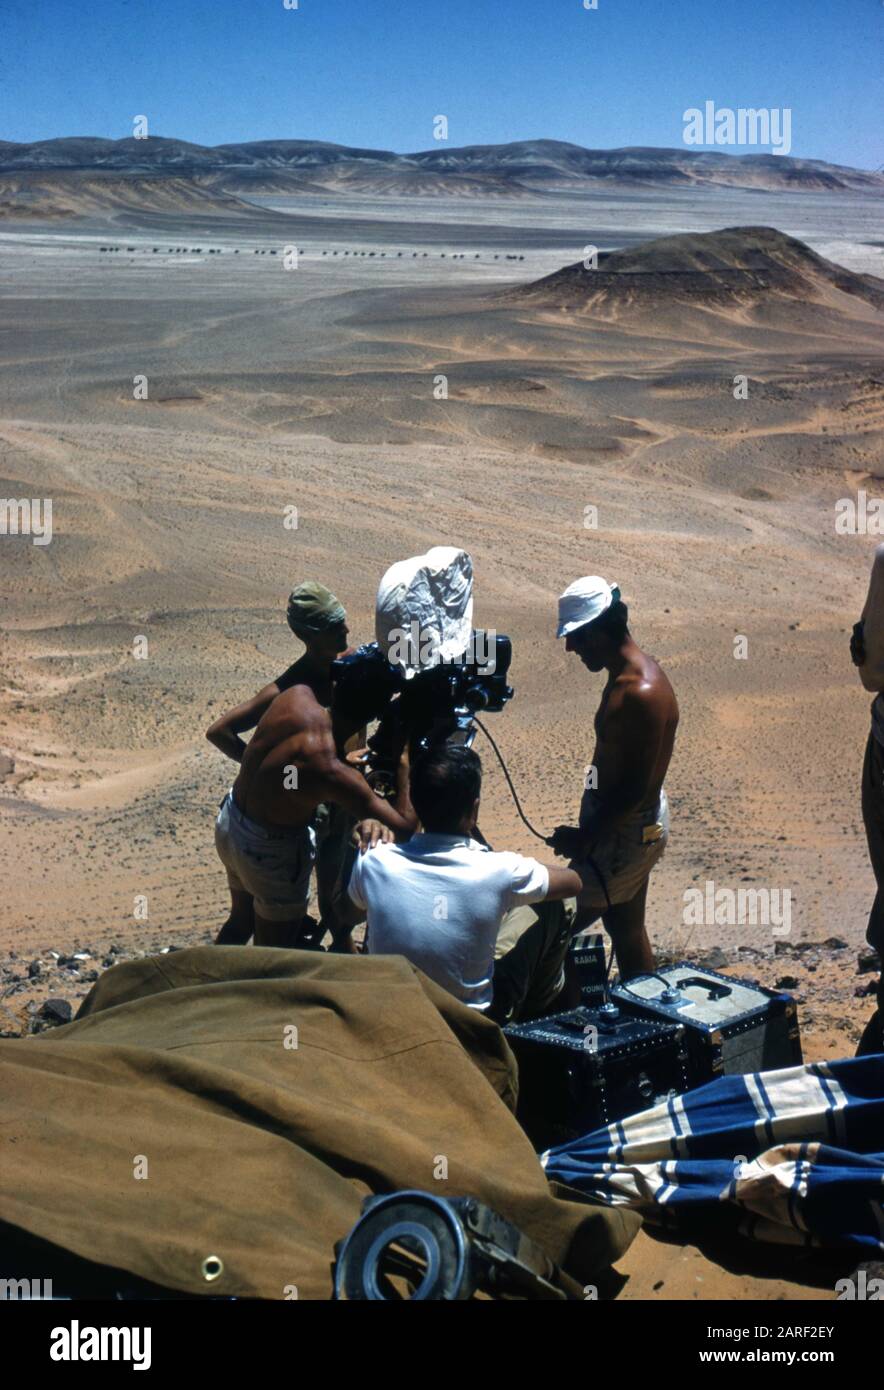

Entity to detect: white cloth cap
[556,576,618,638]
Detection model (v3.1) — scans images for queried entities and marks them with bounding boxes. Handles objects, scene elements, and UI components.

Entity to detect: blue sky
[1,0,881,169]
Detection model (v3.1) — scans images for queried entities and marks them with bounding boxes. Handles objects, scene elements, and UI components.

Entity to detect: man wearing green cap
[207,582,370,949]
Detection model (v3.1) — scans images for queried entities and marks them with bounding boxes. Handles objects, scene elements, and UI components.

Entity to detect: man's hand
[352,819,395,853]
[851,620,866,667]
[549,825,587,860]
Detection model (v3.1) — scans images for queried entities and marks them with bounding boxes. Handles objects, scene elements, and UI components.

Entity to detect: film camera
[330,632,513,794]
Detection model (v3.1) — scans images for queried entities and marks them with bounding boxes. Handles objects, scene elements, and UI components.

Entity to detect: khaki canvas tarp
[0,947,639,1298]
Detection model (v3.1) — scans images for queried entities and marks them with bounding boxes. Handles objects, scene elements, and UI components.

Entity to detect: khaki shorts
[215,792,315,922]
[575,790,669,911]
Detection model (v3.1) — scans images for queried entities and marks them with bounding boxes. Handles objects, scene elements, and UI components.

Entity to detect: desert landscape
[1,144,884,1306]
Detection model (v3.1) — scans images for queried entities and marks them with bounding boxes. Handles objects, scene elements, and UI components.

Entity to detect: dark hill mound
[508,227,884,312]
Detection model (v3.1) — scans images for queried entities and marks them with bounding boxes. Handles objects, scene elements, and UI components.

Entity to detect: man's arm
[543,865,583,900]
[206,682,280,763]
[301,743,417,841]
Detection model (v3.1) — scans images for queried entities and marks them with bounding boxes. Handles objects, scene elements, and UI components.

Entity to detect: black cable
[473,716,549,843]
[618,972,676,998]
[473,717,612,913]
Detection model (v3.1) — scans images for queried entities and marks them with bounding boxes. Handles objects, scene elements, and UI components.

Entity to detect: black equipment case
[611,962,802,1086]
[504,1005,689,1150]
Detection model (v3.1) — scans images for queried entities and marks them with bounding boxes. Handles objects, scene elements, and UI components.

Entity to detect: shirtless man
[209,582,393,950]
[550,577,678,980]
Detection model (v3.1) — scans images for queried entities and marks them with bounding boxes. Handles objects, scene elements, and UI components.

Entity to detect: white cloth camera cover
[376,547,474,677]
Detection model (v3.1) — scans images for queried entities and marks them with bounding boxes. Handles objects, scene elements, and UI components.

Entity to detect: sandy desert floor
[1,185,883,1295]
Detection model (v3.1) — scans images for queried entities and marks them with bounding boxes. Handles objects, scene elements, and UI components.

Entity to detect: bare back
[233,683,413,839]
[233,684,336,831]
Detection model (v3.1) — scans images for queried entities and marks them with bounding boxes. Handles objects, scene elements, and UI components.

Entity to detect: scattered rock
[27,960,42,978]
[775,975,800,991]
[776,939,839,956]
[855,980,879,998]
[36,998,73,1027]
[858,950,881,975]
[699,947,729,969]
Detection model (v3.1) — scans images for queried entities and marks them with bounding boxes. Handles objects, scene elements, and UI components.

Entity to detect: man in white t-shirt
[348,744,583,1020]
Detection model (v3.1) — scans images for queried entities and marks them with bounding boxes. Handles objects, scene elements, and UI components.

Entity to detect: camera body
[331,632,513,792]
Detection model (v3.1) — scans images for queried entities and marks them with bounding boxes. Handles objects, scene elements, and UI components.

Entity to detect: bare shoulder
[259,684,333,750]
[613,658,676,721]
[259,687,337,770]
[275,655,310,692]
[271,682,328,723]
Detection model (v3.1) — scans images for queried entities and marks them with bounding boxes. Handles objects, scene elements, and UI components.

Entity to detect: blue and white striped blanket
[542,1056,884,1251]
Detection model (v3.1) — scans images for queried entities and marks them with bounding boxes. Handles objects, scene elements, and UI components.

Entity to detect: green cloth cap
[286,582,346,635]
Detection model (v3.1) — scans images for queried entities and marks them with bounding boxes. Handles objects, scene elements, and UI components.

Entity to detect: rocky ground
[3,929,878,1060]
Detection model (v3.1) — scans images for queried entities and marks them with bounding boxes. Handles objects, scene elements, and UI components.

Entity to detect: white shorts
[214,791,315,922]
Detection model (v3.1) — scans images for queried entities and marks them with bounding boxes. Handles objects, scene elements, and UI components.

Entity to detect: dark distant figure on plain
[850,543,884,1054]
[549,578,678,980]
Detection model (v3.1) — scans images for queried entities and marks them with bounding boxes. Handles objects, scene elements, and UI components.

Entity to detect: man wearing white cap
[550,577,679,979]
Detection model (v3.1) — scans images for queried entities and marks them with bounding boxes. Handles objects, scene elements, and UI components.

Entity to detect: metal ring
[201,1255,224,1282]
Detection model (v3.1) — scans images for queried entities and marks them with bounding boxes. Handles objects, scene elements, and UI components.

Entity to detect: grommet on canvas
[201,1255,224,1282]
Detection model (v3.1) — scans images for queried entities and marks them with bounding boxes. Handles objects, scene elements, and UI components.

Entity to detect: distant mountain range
[1,137,882,196]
